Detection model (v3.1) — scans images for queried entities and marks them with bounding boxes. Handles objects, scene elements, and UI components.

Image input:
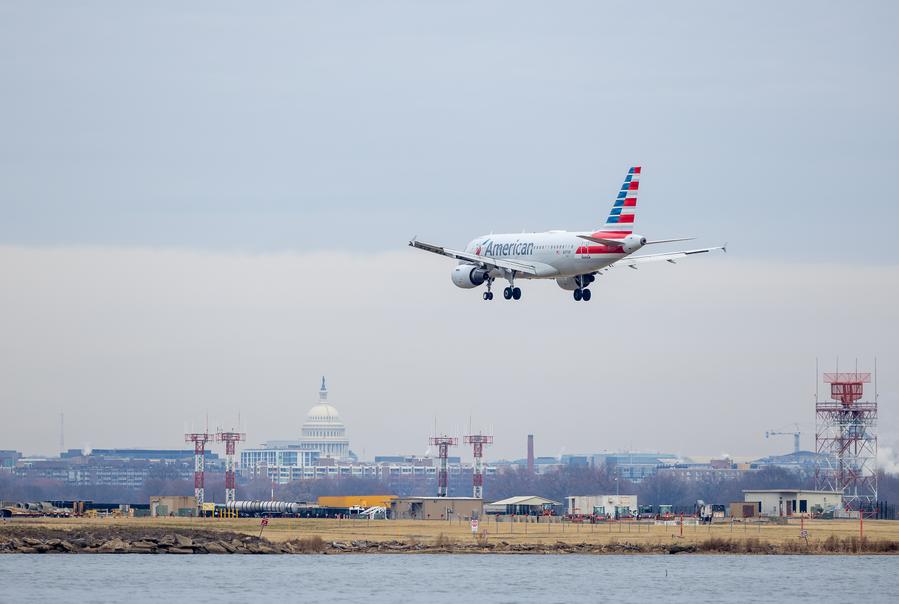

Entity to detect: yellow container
[317,495,396,509]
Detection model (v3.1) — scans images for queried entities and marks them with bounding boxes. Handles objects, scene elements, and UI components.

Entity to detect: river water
[1,554,896,603]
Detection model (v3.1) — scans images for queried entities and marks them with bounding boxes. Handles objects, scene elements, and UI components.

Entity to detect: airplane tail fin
[597,166,640,237]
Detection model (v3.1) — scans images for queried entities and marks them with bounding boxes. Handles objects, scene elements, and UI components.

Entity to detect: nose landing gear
[483,279,494,300]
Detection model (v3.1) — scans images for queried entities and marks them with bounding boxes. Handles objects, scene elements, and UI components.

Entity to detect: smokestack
[527,434,534,474]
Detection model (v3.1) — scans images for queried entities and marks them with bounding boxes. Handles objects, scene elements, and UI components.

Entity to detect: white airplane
[410,166,725,301]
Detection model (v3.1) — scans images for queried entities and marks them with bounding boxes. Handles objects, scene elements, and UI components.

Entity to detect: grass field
[7,515,898,548]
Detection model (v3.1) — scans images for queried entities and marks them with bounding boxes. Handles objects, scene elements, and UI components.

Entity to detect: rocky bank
[2,526,897,554]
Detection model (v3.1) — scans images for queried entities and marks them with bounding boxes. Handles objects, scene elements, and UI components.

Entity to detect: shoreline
[2,525,897,555]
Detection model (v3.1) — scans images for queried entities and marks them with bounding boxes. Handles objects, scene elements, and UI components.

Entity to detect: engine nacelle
[451,264,490,289]
[622,234,647,253]
[556,274,596,290]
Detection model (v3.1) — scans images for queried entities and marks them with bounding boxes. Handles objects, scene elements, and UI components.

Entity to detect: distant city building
[240,447,319,472]
[751,450,824,474]
[657,464,750,482]
[60,448,219,463]
[14,458,195,488]
[11,447,221,489]
[0,450,21,471]
[240,377,353,482]
[299,377,350,460]
[591,452,680,482]
[241,451,495,486]
[497,455,562,474]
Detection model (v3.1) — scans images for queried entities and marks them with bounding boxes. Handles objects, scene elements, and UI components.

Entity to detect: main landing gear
[573,274,595,302]
[503,286,522,300]
[504,273,522,300]
[484,272,521,301]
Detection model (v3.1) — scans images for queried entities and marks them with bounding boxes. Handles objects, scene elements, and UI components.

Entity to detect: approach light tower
[215,430,246,504]
[463,434,493,499]
[816,369,878,514]
[185,432,212,509]
[429,435,458,497]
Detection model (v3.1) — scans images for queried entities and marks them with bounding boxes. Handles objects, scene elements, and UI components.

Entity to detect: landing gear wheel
[582,288,592,301]
[573,289,583,301]
[483,292,493,301]
[512,287,521,300]
[503,287,513,300]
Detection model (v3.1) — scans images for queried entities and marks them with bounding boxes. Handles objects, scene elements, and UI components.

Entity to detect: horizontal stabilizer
[644,237,695,245]
[577,234,626,247]
[613,245,727,269]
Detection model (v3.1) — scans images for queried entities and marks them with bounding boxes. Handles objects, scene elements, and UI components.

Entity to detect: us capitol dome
[299,377,350,460]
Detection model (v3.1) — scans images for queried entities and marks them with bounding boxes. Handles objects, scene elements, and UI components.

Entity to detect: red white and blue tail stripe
[598,166,640,237]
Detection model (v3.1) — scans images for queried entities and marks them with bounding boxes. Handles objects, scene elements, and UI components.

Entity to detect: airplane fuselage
[462,231,645,279]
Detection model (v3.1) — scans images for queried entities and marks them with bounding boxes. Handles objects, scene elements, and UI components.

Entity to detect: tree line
[3,466,899,509]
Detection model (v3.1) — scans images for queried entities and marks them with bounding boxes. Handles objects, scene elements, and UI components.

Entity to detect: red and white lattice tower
[816,371,878,513]
[185,432,211,508]
[215,430,246,504]
[429,436,458,498]
[463,434,493,499]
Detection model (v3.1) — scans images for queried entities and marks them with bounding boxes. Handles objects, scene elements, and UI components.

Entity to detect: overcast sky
[1,2,897,461]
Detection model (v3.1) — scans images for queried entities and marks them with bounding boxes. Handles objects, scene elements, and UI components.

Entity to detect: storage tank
[220,500,307,515]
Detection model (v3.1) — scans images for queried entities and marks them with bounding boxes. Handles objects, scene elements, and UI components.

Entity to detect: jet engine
[556,274,596,290]
[622,234,647,253]
[451,264,490,289]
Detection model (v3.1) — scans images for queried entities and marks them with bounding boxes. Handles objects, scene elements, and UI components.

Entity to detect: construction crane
[765,424,801,454]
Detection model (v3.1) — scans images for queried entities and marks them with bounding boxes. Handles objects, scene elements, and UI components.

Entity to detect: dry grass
[6,516,899,551]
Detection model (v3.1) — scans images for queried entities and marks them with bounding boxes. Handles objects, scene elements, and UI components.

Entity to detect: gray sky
[1,2,897,460]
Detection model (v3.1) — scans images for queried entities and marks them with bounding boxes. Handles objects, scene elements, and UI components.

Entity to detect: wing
[613,244,727,270]
[409,239,539,275]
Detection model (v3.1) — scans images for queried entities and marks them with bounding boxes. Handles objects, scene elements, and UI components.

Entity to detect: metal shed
[485,496,560,516]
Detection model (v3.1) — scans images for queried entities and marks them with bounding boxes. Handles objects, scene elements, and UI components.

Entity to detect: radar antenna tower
[816,367,878,514]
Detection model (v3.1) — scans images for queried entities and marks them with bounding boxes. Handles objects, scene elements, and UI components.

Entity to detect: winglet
[722,242,728,253]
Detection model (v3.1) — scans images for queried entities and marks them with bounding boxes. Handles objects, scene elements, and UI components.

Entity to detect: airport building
[743,489,843,517]
[566,494,638,517]
[390,496,483,520]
